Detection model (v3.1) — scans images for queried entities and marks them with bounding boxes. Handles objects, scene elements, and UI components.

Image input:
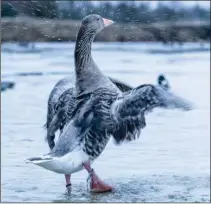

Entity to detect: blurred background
[1,1,210,203]
[1,0,210,43]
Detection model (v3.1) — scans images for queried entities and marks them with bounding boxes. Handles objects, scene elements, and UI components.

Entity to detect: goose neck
[74,28,95,71]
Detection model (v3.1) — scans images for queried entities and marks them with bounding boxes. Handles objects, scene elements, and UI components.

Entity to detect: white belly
[27,149,92,174]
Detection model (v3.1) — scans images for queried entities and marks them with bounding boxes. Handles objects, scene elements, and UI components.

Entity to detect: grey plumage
[111,84,192,143]
[45,77,133,150]
[45,77,73,130]
[74,16,119,95]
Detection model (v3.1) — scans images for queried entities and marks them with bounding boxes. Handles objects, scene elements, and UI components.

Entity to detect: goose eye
[97,18,100,21]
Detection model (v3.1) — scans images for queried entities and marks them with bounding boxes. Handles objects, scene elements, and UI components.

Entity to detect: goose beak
[103,18,114,27]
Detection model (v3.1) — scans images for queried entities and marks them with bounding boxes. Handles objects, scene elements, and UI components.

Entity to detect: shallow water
[1,42,210,202]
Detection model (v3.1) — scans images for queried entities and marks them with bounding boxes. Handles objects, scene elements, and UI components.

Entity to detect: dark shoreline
[1,17,210,43]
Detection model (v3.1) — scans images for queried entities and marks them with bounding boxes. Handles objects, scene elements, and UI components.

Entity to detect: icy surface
[1,42,210,202]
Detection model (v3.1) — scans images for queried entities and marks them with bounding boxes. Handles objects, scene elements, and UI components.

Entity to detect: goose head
[81,14,114,34]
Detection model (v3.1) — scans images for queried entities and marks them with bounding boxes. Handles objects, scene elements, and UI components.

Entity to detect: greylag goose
[26,14,192,193]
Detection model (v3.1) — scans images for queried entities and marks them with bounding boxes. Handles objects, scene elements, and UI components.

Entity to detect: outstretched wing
[110,84,193,143]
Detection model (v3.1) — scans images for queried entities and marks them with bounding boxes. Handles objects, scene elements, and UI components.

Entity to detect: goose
[26,14,193,193]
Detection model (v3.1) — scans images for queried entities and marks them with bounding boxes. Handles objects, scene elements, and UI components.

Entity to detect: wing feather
[111,84,193,143]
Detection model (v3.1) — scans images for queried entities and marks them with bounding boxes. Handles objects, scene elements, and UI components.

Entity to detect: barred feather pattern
[110,84,193,143]
[45,77,72,130]
[45,77,133,150]
[49,88,118,158]
[72,88,118,159]
[69,87,145,158]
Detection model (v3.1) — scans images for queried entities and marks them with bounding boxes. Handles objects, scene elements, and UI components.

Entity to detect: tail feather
[25,156,53,164]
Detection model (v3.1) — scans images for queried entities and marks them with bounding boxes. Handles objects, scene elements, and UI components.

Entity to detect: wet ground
[1,42,210,202]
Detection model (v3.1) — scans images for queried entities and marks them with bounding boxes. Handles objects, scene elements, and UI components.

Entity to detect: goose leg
[65,174,71,194]
[83,162,113,193]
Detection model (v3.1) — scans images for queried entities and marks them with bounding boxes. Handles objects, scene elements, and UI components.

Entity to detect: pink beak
[103,18,114,27]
